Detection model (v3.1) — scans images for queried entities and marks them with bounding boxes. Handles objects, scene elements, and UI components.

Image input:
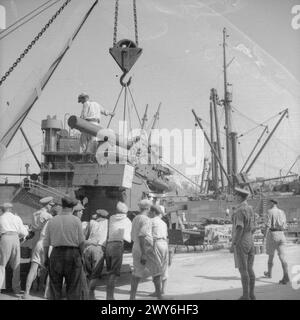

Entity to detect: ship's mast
[222,28,236,192]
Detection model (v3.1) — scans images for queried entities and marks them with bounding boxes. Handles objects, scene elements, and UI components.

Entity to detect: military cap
[40,196,55,206]
[270,199,278,205]
[1,202,13,208]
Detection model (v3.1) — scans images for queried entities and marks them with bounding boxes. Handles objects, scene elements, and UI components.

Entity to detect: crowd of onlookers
[0,195,171,300]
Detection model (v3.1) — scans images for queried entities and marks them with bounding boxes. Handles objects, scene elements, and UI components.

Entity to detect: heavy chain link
[0,0,71,87]
[133,0,138,46]
[113,0,119,46]
[113,0,139,47]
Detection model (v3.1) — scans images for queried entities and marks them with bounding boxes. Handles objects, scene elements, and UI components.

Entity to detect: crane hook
[120,70,132,87]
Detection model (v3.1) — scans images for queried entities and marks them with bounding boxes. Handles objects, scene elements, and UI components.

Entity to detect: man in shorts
[22,196,55,299]
[263,199,289,284]
[232,188,256,300]
[105,202,132,300]
[130,199,163,300]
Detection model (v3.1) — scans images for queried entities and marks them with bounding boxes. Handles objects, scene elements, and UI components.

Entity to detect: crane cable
[113,0,139,46]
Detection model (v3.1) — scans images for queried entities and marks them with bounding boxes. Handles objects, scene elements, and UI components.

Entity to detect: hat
[1,202,13,209]
[73,202,84,211]
[61,197,78,208]
[40,197,55,206]
[138,199,152,210]
[78,93,89,99]
[95,209,109,218]
[116,201,128,214]
[234,187,250,197]
[270,199,278,205]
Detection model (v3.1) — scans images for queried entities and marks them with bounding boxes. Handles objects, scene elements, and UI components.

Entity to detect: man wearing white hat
[130,199,163,300]
[82,209,109,299]
[105,202,131,300]
[78,93,115,153]
[0,202,29,294]
[232,187,257,300]
[22,196,56,299]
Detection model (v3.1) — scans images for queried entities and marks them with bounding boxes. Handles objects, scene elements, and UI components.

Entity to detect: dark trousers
[49,247,83,300]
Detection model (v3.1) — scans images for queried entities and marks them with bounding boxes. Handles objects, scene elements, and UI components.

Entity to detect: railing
[20,179,69,203]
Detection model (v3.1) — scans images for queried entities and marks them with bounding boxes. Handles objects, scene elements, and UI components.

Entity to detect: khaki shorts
[235,242,255,271]
[266,231,286,256]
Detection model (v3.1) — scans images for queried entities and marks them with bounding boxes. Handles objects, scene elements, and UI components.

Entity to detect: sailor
[148,205,169,297]
[43,197,85,300]
[0,202,29,294]
[130,199,162,300]
[22,197,56,299]
[105,202,131,300]
[82,209,109,300]
[78,93,115,153]
[232,187,256,300]
[263,199,289,284]
[31,197,55,245]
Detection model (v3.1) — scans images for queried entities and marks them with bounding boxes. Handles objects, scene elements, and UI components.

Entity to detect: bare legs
[22,262,39,299]
[106,274,116,300]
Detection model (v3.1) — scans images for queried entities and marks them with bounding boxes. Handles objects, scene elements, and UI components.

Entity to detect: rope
[0,0,62,41]
[127,86,142,127]
[107,86,124,128]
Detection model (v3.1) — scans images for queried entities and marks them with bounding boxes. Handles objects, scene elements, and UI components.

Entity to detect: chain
[113,0,139,47]
[133,0,138,46]
[113,0,119,46]
[0,0,71,87]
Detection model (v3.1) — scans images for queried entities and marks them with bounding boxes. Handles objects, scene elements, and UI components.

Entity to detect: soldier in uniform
[22,196,55,299]
[232,188,256,300]
[263,199,289,284]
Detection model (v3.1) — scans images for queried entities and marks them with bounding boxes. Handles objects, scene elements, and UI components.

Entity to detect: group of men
[0,185,291,301]
[0,195,170,300]
[231,187,290,300]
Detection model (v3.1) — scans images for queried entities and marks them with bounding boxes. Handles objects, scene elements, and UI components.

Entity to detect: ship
[0,0,299,228]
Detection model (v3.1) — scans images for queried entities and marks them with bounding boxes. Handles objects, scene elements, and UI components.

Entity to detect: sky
[0,0,300,184]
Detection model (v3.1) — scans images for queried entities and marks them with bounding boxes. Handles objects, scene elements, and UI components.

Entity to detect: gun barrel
[68,115,138,150]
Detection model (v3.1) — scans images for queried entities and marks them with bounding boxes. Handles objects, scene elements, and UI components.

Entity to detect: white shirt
[32,207,53,232]
[82,218,108,246]
[80,101,110,122]
[131,214,152,244]
[152,216,167,240]
[108,214,132,243]
[0,211,29,238]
